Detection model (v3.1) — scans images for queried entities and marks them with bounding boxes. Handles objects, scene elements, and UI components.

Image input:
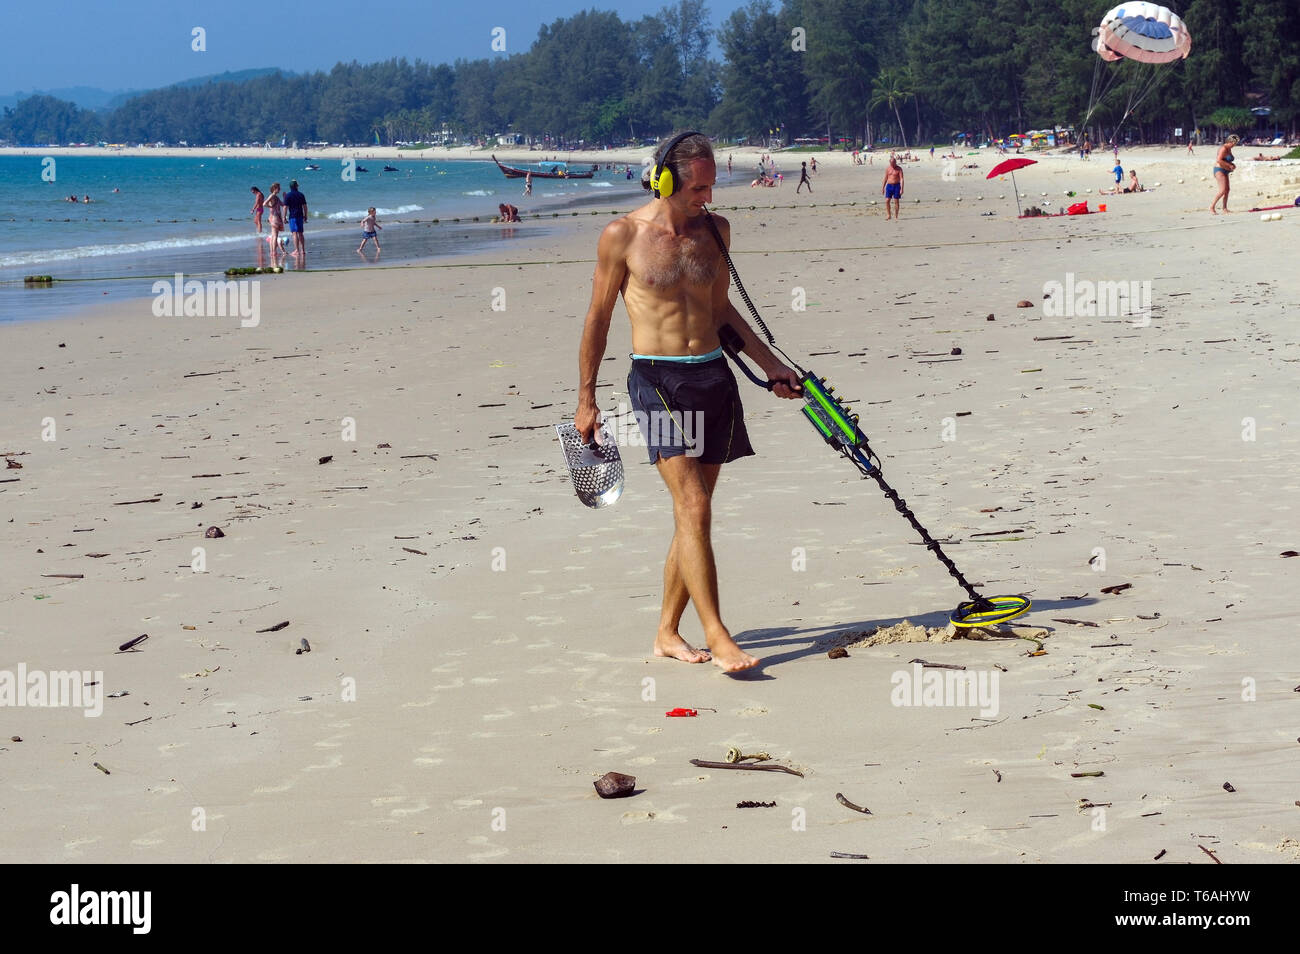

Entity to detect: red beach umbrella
[987,157,1038,215]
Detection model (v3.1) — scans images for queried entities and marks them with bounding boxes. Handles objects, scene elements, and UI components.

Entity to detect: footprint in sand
[482,708,514,721]
[378,797,430,818]
[64,836,102,855]
[736,706,769,717]
[253,780,295,794]
[620,806,687,824]
[465,836,509,861]
[130,828,169,848]
[401,695,438,709]
[304,753,344,772]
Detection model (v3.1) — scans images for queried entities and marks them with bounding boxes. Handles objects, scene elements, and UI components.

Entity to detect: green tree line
[2,0,1295,148]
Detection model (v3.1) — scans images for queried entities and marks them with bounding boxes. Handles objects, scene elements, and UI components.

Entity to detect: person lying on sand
[574,133,801,672]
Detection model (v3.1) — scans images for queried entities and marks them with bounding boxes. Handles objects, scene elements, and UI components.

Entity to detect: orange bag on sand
[1067,201,1089,215]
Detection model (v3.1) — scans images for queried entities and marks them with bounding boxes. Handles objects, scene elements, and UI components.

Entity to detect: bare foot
[654,631,711,664]
[707,632,759,673]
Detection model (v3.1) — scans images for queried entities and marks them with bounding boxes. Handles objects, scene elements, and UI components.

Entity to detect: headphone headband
[652,131,704,199]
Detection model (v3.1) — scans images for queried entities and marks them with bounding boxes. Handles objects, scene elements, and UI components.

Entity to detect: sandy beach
[2,146,1298,863]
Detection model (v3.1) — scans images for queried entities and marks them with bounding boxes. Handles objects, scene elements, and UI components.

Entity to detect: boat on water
[492,155,595,180]
[383,165,399,172]
[304,163,320,170]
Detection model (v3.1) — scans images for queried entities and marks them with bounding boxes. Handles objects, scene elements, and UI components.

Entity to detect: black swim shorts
[626,355,755,465]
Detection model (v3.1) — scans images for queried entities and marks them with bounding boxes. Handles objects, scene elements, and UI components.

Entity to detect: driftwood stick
[690,759,803,777]
[835,792,872,815]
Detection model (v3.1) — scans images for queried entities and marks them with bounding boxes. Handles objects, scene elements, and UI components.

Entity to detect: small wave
[463,189,495,197]
[0,233,249,268]
[324,204,424,221]
[587,181,613,188]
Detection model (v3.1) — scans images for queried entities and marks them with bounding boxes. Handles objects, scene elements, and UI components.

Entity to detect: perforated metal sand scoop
[555,421,624,509]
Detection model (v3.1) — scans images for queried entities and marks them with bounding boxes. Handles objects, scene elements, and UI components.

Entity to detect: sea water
[0,153,640,322]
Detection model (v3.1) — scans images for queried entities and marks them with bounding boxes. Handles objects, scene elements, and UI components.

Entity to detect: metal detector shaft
[720,333,991,611]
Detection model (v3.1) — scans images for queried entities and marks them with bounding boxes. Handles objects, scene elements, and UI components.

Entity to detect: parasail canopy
[1092,3,1192,64]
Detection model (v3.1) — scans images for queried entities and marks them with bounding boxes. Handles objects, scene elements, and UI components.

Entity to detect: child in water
[358,207,382,252]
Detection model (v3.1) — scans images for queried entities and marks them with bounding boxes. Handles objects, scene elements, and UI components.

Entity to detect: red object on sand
[665,708,698,717]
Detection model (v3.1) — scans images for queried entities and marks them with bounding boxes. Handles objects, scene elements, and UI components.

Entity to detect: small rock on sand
[594,772,637,798]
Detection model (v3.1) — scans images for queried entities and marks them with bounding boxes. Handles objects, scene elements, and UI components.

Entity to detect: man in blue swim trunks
[283,179,308,257]
[573,132,801,673]
[882,156,904,220]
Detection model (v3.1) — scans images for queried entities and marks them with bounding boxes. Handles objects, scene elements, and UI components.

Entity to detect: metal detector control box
[799,373,876,473]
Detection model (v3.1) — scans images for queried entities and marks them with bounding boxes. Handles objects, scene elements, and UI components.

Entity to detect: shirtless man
[882,157,904,219]
[574,133,801,673]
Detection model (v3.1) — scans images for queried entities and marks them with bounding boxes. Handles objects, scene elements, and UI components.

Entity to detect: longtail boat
[492,155,595,179]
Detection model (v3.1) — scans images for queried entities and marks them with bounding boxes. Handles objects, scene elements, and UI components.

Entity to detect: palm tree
[869,68,913,149]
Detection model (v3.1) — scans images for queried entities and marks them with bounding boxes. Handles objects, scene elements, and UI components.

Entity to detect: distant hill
[103,68,289,110]
[0,69,290,114]
[0,86,137,112]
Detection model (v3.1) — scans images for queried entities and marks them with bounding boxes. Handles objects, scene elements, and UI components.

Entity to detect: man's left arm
[709,215,801,399]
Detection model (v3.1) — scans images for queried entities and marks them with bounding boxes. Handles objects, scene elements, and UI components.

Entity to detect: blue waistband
[630,346,725,363]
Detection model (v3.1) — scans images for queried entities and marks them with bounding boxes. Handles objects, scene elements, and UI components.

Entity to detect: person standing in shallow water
[282,179,308,256]
[264,182,285,254]
[250,186,265,233]
[572,133,802,673]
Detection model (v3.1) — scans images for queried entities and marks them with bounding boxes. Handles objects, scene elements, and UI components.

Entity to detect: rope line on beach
[1,217,1242,286]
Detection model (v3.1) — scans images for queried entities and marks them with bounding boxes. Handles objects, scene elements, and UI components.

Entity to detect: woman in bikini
[1210,135,1239,214]
[250,186,265,233]
[265,182,285,253]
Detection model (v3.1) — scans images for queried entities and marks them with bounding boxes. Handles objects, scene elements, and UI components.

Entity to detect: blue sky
[4,0,753,96]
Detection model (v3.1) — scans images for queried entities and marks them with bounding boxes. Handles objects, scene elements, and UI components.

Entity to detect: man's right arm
[575,219,632,441]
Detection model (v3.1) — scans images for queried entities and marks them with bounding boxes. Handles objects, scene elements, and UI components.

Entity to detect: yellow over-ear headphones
[651,131,703,199]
